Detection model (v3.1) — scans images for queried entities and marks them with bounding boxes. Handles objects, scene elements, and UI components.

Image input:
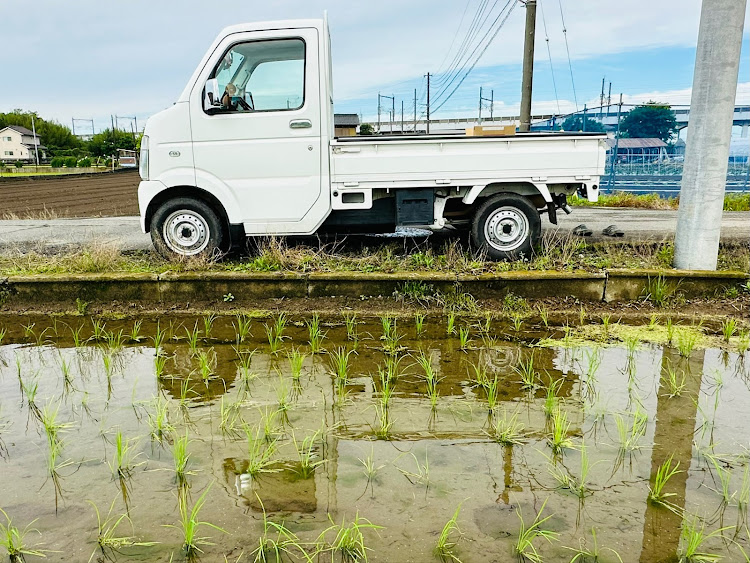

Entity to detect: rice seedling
[380,315,395,339]
[434,505,462,563]
[275,375,293,418]
[706,454,735,506]
[109,430,142,480]
[358,448,385,485]
[127,319,144,343]
[218,397,243,436]
[344,312,358,341]
[484,374,500,414]
[147,395,174,443]
[0,508,47,562]
[614,411,648,454]
[329,347,355,384]
[486,411,526,446]
[318,514,382,563]
[102,349,116,379]
[458,327,471,350]
[21,322,35,340]
[185,322,201,354]
[537,305,550,328]
[414,312,426,337]
[542,377,563,419]
[258,409,281,443]
[154,353,169,380]
[251,497,311,563]
[548,407,573,454]
[662,363,687,398]
[91,318,107,342]
[32,326,51,347]
[666,317,675,344]
[196,349,216,383]
[374,365,395,408]
[624,335,640,359]
[307,313,326,353]
[70,324,85,348]
[514,498,559,563]
[173,431,192,484]
[415,350,442,410]
[371,403,393,441]
[510,312,524,333]
[292,430,326,479]
[677,516,728,563]
[202,312,217,340]
[397,451,430,488]
[648,454,683,509]
[578,305,587,326]
[264,315,288,356]
[244,424,279,476]
[104,329,125,354]
[21,374,41,420]
[89,499,157,559]
[59,354,74,393]
[721,319,737,343]
[170,482,226,557]
[643,275,676,307]
[564,528,622,563]
[381,324,404,356]
[515,354,539,391]
[467,360,489,388]
[0,328,5,346]
[446,312,456,336]
[152,322,166,355]
[288,347,307,380]
[233,313,252,345]
[179,379,195,410]
[548,442,592,499]
[676,329,700,358]
[738,329,750,356]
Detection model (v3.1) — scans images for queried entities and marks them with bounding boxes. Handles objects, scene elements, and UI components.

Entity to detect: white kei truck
[138,17,606,261]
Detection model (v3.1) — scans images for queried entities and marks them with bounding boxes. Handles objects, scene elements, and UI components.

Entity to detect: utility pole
[378,94,395,134]
[377,92,381,133]
[490,89,494,120]
[674,0,747,270]
[391,95,395,134]
[599,77,605,119]
[31,114,39,167]
[401,100,404,134]
[479,87,483,122]
[426,73,431,135]
[519,0,537,133]
[607,82,612,117]
[413,89,417,132]
[607,94,623,191]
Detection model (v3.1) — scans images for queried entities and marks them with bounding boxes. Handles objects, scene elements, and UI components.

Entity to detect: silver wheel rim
[163,210,210,256]
[484,206,529,252]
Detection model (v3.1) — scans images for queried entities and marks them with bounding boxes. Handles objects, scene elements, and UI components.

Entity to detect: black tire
[470,194,541,261]
[150,197,225,260]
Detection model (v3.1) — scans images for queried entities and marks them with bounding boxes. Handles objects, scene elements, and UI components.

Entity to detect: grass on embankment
[572,192,750,211]
[0,235,748,277]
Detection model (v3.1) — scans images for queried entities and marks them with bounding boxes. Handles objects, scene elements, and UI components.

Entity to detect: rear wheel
[150,197,224,260]
[471,194,541,260]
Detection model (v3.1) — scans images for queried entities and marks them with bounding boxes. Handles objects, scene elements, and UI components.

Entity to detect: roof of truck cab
[218,19,324,36]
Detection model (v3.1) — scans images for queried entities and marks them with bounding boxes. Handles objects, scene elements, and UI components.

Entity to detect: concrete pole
[519,0,537,133]
[674,0,747,270]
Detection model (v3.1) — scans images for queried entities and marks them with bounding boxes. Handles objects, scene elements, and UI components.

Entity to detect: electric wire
[539,0,561,115]
[433,0,474,78]
[430,0,518,114]
[558,0,579,112]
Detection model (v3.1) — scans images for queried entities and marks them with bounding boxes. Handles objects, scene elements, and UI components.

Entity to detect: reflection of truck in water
[138,17,607,261]
[118,149,137,168]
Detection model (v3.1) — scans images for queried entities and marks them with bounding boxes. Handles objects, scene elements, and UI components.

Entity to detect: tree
[359,123,374,135]
[0,109,81,155]
[86,128,139,157]
[561,115,605,133]
[619,102,677,142]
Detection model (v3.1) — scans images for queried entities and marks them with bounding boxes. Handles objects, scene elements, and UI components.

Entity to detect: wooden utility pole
[519,0,537,133]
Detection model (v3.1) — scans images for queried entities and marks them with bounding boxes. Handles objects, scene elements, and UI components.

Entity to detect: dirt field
[0,169,139,218]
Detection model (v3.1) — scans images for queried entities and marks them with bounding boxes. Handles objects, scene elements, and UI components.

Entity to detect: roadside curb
[1,269,747,309]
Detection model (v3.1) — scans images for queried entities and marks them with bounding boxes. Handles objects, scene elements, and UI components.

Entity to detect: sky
[2,0,749,134]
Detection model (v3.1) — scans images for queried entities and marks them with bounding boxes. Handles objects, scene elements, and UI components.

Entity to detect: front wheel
[150,197,224,260]
[471,194,541,261]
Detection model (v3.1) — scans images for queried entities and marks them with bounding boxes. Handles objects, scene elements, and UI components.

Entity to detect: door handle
[290,119,312,129]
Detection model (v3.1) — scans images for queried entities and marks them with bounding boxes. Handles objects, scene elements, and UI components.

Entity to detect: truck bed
[330,132,607,189]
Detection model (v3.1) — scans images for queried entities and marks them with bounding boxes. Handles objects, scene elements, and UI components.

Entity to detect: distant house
[334,114,360,137]
[606,137,668,160]
[0,125,47,163]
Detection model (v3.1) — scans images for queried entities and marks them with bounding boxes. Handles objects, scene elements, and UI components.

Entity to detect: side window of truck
[208,38,305,114]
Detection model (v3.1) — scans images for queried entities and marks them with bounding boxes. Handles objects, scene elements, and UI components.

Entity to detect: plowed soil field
[0,170,139,218]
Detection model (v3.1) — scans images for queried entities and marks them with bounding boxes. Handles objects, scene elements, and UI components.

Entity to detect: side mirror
[204,78,220,111]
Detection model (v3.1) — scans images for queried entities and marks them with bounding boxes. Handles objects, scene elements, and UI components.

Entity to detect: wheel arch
[462,181,552,207]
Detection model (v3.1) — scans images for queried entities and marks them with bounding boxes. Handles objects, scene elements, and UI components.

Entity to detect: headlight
[139,135,149,181]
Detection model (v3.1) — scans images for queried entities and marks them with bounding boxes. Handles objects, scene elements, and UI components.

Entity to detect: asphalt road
[0,208,747,254]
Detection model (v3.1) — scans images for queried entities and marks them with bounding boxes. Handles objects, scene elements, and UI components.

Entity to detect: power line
[430,0,518,114]
[558,0,578,112]
[539,0,561,115]
[434,0,474,78]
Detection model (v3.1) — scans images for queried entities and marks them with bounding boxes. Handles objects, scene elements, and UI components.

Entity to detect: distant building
[0,125,47,163]
[606,137,668,159]
[334,114,360,137]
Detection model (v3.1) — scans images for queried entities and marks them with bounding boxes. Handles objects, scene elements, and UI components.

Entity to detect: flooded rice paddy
[0,313,749,562]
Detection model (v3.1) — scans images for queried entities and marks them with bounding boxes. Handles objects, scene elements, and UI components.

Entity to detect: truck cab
[139,17,606,261]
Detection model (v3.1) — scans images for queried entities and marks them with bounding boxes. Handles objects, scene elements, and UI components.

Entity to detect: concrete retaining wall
[1,269,747,309]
